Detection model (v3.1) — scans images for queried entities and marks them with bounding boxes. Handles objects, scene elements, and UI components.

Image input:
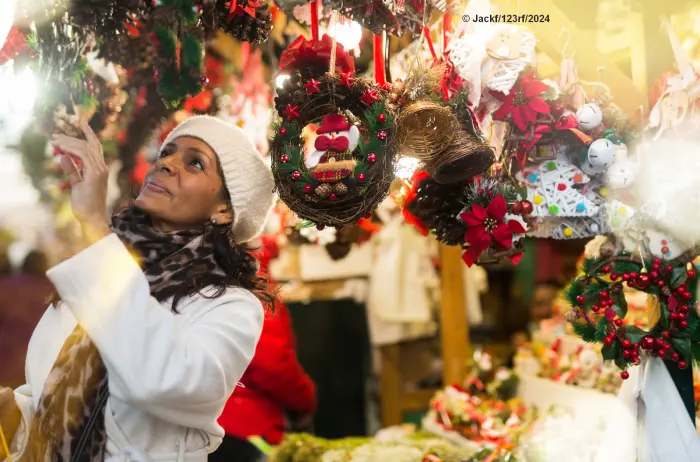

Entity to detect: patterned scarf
[22,207,226,461]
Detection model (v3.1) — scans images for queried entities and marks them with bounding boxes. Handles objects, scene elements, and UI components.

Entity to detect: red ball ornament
[279,127,288,136]
[511,201,523,214]
[657,349,668,358]
[650,270,659,279]
[281,154,289,163]
[291,171,301,180]
[688,269,696,279]
[679,360,688,369]
[591,304,600,312]
[200,75,209,86]
[604,336,614,345]
[657,280,665,287]
[623,350,632,359]
[642,336,655,350]
[681,290,692,300]
[576,295,585,304]
[655,338,666,348]
[621,371,630,380]
[678,312,687,321]
[653,257,661,265]
[520,200,534,215]
[377,131,387,141]
[666,265,674,273]
[600,290,609,299]
[680,320,689,329]
[377,113,387,123]
[357,173,366,183]
[622,339,632,348]
[487,189,494,196]
[614,319,623,326]
[662,331,671,339]
[630,272,638,279]
[317,225,325,230]
[477,188,484,195]
[600,299,610,308]
[610,273,619,281]
[661,246,670,255]
[670,312,680,321]
[367,153,377,163]
[329,193,337,201]
[303,184,313,194]
[636,274,650,288]
[602,265,612,273]
[671,352,680,362]
[680,305,690,313]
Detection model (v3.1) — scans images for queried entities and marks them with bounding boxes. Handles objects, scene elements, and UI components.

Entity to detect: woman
[211,236,316,462]
[0,115,276,461]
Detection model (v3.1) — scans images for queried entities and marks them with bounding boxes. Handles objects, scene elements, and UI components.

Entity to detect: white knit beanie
[161,115,275,243]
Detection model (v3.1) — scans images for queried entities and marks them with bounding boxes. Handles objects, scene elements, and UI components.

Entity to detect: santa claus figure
[306,113,360,198]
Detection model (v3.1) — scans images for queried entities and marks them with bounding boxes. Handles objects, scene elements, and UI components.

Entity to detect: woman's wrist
[80,217,111,245]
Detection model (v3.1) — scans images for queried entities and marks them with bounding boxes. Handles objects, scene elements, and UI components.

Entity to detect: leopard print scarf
[23,207,225,461]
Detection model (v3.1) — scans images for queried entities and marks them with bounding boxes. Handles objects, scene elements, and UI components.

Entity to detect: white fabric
[463,265,486,326]
[161,116,275,243]
[8,234,264,461]
[594,357,700,462]
[366,215,437,345]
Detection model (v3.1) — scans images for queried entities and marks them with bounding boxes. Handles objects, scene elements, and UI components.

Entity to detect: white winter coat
[6,234,264,461]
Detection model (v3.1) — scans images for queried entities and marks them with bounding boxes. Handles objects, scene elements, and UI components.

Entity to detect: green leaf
[613,259,640,276]
[594,317,609,342]
[572,321,596,342]
[564,279,585,306]
[614,357,627,371]
[680,316,700,339]
[660,302,671,330]
[612,304,628,320]
[672,337,692,360]
[624,325,646,344]
[581,257,603,275]
[601,340,620,361]
[671,267,688,290]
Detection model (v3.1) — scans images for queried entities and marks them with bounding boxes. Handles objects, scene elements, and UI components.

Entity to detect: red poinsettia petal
[459,210,485,227]
[507,219,527,234]
[491,222,513,249]
[471,203,488,221]
[490,90,514,104]
[521,104,539,125]
[522,79,549,98]
[493,101,515,120]
[509,252,524,265]
[486,194,507,221]
[511,107,529,132]
[462,242,488,267]
[527,97,551,114]
[668,295,679,312]
[465,225,490,246]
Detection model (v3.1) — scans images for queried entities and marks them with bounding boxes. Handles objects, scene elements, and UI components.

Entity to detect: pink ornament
[281,154,289,163]
[377,130,387,140]
[367,153,377,163]
[291,171,301,180]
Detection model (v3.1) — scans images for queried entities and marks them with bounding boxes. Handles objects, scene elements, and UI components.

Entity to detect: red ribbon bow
[227,0,259,21]
[314,135,349,152]
[279,34,355,74]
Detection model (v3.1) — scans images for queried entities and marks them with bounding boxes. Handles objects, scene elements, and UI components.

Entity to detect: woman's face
[134,136,232,232]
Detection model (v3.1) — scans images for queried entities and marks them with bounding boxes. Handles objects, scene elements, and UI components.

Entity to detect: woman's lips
[144,180,170,195]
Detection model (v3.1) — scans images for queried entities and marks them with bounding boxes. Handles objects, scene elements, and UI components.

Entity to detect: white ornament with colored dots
[575,103,603,131]
[587,138,617,169]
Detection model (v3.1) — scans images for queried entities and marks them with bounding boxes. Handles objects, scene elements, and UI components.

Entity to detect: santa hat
[161,116,275,243]
[317,113,352,134]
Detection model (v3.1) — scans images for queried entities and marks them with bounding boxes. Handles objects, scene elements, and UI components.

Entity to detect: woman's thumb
[59,154,82,183]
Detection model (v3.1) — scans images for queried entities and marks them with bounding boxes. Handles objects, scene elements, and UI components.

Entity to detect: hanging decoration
[565,248,700,378]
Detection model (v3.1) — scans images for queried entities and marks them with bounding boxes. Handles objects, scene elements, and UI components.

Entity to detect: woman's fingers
[81,121,101,154]
[59,154,82,184]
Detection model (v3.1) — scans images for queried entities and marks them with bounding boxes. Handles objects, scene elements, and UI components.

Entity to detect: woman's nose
[156,155,178,174]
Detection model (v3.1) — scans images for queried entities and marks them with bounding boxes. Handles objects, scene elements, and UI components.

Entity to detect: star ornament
[361,89,380,106]
[304,78,321,95]
[283,104,300,121]
[338,72,355,88]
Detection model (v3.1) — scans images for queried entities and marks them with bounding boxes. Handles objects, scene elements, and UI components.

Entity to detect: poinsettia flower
[459,194,528,267]
[491,72,551,132]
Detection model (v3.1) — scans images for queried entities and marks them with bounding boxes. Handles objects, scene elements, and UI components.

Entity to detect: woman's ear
[211,205,233,225]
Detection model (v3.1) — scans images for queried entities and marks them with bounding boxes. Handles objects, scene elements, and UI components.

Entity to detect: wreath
[270,71,398,228]
[565,251,700,379]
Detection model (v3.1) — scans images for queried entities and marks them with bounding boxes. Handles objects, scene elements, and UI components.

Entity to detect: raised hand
[52,121,111,241]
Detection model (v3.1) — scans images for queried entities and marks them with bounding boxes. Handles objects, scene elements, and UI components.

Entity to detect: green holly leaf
[572,321,596,343]
[516,186,528,201]
[602,340,620,361]
[594,318,609,343]
[660,302,671,330]
[623,325,646,344]
[672,337,692,360]
[671,267,688,290]
[614,357,627,370]
[612,304,627,319]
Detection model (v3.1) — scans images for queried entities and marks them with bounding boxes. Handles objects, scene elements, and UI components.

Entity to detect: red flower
[491,72,551,132]
[459,194,527,267]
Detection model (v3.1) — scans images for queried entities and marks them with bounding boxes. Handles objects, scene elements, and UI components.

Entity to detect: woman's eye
[189,159,204,170]
[158,150,169,158]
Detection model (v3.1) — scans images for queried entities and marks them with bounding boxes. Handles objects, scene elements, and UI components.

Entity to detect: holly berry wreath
[271,71,398,228]
[565,250,700,379]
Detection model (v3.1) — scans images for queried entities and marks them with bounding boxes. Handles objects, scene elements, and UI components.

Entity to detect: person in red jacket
[210,236,317,462]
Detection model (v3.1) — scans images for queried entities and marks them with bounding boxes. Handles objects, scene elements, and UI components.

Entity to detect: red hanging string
[442,14,452,54]
[373,33,386,85]
[422,26,438,63]
[310,0,319,42]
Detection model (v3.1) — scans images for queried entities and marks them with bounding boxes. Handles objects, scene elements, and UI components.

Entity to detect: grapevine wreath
[271,71,398,228]
[565,249,700,379]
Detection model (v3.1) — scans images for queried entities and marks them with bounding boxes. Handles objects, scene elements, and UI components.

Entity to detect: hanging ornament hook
[558,28,573,59]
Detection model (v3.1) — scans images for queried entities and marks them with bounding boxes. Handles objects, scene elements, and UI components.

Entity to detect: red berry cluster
[572,256,698,380]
